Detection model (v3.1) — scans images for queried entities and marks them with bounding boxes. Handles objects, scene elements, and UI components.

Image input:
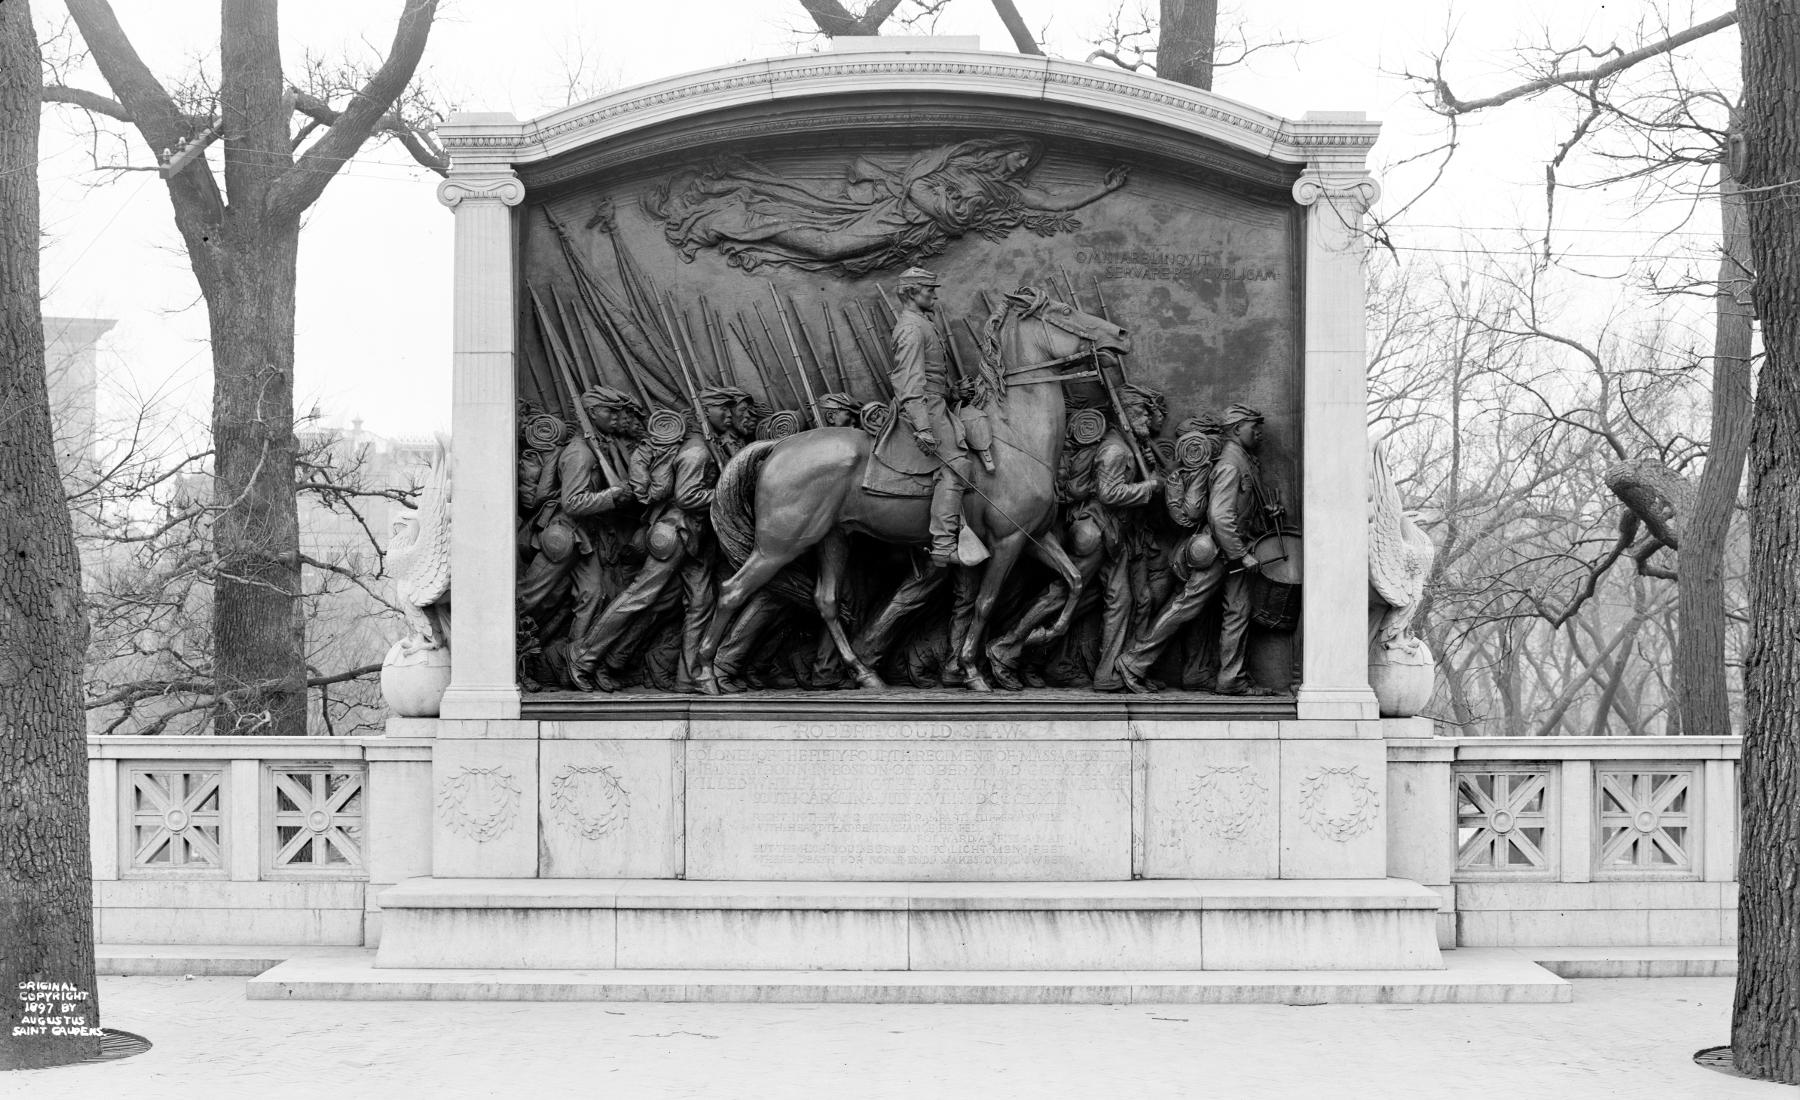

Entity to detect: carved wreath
[1298,766,1380,843]
[547,764,631,841]
[436,766,521,843]
[1178,764,1269,841]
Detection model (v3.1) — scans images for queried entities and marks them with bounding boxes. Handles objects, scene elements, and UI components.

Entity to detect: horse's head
[1003,285,1132,362]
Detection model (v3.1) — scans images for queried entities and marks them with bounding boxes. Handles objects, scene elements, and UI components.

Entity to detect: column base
[1295,686,1379,721]
[438,684,522,719]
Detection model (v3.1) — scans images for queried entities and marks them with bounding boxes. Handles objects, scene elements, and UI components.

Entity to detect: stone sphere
[1369,640,1435,718]
[381,640,452,717]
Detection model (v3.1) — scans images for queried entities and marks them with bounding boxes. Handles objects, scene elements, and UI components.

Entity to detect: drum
[1247,529,1302,632]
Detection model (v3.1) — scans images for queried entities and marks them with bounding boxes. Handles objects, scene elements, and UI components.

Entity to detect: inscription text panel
[684,741,1132,880]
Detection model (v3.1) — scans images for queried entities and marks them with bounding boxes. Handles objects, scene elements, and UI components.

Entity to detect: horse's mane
[974,286,1051,411]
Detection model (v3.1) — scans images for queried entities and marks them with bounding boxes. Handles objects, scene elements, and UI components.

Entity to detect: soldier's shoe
[1116,659,1161,695]
[1215,678,1275,697]
[569,666,598,692]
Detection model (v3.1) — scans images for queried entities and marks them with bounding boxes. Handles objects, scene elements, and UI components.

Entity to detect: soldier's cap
[897,266,942,288]
[1222,403,1265,427]
[697,387,742,408]
[819,392,859,412]
[580,385,642,413]
[1175,412,1224,436]
[1121,383,1166,410]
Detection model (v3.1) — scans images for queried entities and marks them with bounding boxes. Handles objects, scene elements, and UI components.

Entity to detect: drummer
[1211,403,1273,695]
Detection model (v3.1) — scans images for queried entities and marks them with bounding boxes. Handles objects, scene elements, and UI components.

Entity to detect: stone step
[1528,946,1737,979]
[372,878,1447,972]
[96,944,368,977]
[248,948,1572,1004]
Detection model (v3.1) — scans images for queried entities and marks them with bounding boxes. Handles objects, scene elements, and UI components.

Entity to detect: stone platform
[250,948,1569,1004]
[372,878,1443,972]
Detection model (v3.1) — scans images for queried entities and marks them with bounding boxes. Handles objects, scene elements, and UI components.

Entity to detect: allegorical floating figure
[646,138,1128,277]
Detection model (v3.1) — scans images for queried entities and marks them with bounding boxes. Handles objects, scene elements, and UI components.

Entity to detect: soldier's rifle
[787,296,833,402]
[728,314,781,408]
[820,302,850,392]
[658,297,731,468]
[701,297,735,387]
[854,301,894,373]
[673,303,712,387]
[752,303,808,413]
[1083,274,1154,479]
[767,285,824,427]
[843,305,893,399]
[529,286,623,486]
[550,289,601,390]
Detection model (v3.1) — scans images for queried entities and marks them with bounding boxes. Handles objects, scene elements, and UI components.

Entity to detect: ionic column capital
[436,174,525,209]
[1291,170,1380,212]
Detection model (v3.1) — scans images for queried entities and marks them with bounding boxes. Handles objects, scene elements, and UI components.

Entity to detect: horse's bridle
[994,298,1115,388]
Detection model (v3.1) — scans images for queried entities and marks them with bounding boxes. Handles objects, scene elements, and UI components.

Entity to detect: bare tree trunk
[1678,138,1753,736]
[989,0,1044,55]
[0,0,101,1068]
[1158,0,1219,90]
[1734,0,1800,1082]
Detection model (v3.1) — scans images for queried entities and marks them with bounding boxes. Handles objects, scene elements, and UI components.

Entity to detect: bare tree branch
[1426,13,1738,116]
[40,82,130,121]
[266,0,439,222]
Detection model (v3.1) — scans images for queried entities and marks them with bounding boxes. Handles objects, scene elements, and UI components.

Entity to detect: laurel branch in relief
[547,764,631,841]
[436,766,521,842]
[1298,766,1380,842]
[1178,764,1269,841]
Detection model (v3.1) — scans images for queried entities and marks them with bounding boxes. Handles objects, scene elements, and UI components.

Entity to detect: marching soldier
[570,389,728,692]
[1211,403,1275,695]
[517,387,642,661]
[1084,385,1167,690]
[1114,415,1226,693]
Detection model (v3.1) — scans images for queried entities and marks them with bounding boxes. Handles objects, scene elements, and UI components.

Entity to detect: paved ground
[12,975,1782,1098]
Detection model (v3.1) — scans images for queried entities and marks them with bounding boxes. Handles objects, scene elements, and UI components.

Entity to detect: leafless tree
[40,0,446,736]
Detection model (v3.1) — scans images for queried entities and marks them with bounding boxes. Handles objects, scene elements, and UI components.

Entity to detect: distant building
[43,315,113,478]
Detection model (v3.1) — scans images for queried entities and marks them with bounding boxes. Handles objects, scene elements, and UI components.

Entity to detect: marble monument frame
[436,47,1382,723]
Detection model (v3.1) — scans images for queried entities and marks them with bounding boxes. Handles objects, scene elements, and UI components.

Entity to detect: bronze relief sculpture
[514,137,1300,697]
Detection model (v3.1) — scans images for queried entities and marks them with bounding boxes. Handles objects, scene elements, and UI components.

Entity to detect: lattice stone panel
[126,767,224,873]
[1595,766,1698,878]
[266,765,366,874]
[1454,767,1553,877]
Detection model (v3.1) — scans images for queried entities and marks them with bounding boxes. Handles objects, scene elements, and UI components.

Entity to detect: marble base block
[372,878,1444,971]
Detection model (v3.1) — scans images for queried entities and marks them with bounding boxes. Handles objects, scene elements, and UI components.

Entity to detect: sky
[34,1,1741,440]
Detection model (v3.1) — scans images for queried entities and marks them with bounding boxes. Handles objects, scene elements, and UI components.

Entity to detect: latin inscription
[686,742,1130,880]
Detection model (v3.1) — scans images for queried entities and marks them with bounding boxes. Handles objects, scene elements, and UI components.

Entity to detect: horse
[694,286,1132,693]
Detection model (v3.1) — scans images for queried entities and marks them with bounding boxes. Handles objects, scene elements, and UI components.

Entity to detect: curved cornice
[439,50,1379,177]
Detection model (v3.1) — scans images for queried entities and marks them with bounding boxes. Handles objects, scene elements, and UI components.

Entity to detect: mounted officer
[878,266,972,566]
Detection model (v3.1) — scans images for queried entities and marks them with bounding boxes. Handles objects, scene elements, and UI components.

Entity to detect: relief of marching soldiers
[516,216,1295,696]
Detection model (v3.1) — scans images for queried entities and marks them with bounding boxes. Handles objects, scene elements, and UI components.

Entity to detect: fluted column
[1293,155,1381,721]
[437,165,525,719]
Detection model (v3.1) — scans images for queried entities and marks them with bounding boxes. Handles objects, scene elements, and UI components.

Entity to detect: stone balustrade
[1386,724,1740,948]
[87,735,432,946]
[86,728,1739,952]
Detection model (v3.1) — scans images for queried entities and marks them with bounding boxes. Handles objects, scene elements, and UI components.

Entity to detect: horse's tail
[712,440,776,571]
[710,440,818,609]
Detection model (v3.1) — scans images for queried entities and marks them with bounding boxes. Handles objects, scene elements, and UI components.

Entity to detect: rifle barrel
[658,296,729,467]
[766,288,822,425]
[529,286,621,485]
